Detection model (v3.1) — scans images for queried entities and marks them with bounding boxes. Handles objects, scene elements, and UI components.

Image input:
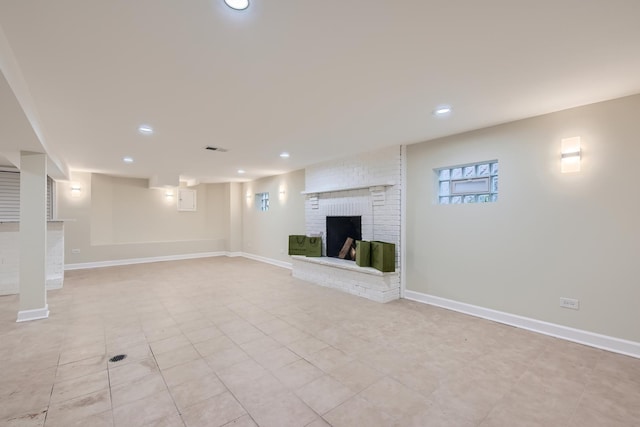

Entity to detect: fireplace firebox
[326,216,362,260]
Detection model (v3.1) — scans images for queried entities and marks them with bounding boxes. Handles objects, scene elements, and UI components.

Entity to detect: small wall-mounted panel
[178,188,197,211]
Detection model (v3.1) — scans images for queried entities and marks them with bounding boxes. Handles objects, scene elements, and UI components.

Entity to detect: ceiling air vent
[205,146,228,152]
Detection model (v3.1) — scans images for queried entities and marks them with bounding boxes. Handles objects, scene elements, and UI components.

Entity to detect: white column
[17,152,49,322]
[226,182,243,254]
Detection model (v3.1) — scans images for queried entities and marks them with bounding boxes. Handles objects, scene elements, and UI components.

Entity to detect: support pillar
[17,152,49,322]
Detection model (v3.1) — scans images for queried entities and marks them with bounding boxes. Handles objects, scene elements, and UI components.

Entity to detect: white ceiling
[1,0,639,184]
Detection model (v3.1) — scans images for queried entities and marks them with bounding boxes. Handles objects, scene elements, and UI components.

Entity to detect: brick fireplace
[291,146,402,302]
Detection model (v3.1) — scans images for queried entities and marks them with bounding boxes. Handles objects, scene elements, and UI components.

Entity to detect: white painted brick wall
[305,145,401,262]
[292,257,400,303]
[299,146,402,301]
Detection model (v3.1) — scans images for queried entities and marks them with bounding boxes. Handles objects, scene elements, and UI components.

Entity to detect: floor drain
[109,354,127,363]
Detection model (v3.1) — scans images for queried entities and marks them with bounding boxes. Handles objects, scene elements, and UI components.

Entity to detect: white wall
[406,94,640,343]
[58,172,228,264]
[241,169,306,264]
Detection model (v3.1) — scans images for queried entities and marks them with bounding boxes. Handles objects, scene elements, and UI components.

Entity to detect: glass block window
[437,161,498,204]
[255,192,269,211]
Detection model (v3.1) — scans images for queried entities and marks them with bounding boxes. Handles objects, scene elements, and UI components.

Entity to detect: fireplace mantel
[301,181,395,195]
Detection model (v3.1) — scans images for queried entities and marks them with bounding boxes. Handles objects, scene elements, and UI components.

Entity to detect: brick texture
[299,146,402,302]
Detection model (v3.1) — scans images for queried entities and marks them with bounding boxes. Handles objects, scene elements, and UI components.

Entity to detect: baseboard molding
[64,251,292,271]
[65,251,227,271]
[226,252,243,258]
[240,252,292,270]
[17,305,49,322]
[404,290,640,359]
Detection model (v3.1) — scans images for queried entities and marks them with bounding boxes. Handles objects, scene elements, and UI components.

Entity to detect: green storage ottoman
[288,235,307,256]
[371,241,395,272]
[355,240,371,267]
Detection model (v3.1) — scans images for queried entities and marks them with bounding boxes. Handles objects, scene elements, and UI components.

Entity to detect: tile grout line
[149,346,188,427]
[42,349,62,427]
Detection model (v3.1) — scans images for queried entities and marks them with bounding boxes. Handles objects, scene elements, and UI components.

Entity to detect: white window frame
[436,160,498,204]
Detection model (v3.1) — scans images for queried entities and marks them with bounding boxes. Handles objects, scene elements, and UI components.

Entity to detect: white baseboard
[226,252,243,258]
[405,290,640,359]
[240,252,292,270]
[17,305,49,322]
[65,251,227,270]
[64,251,292,271]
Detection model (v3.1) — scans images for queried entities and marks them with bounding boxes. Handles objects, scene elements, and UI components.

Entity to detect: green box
[355,240,371,267]
[288,235,307,256]
[370,241,395,272]
[306,236,322,257]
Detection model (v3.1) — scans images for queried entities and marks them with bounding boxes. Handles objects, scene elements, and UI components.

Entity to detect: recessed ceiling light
[237,169,246,174]
[138,125,153,135]
[123,156,134,163]
[433,105,452,117]
[224,0,249,10]
[280,152,290,158]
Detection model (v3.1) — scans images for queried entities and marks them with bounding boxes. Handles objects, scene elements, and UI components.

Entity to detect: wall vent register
[437,161,498,204]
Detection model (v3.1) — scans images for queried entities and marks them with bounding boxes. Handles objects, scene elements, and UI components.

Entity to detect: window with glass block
[255,192,269,211]
[437,161,498,204]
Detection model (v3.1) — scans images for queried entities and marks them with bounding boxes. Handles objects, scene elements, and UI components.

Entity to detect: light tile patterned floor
[1,257,639,426]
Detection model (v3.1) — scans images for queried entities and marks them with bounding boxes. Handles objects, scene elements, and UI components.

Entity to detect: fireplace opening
[326,216,362,260]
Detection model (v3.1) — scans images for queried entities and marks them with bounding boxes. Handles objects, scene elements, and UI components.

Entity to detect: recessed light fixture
[138,125,154,135]
[224,0,249,10]
[280,152,290,158]
[123,156,134,163]
[433,105,452,117]
[237,169,246,174]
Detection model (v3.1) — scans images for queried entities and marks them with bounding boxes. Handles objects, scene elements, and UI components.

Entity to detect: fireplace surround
[293,146,402,302]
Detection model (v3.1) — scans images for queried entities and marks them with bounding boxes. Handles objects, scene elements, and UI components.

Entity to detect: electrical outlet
[560,297,579,310]
[71,248,81,254]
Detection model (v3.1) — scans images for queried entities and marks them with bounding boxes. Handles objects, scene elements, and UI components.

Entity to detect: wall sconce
[70,184,82,196]
[165,190,174,199]
[561,137,581,173]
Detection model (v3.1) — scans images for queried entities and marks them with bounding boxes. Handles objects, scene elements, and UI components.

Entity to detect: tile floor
[1,257,639,426]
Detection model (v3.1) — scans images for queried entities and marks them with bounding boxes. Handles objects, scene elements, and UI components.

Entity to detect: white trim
[64,251,293,272]
[405,290,640,359]
[400,144,407,299]
[241,252,292,270]
[301,181,395,195]
[17,305,49,322]
[64,251,227,270]
[291,255,387,276]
